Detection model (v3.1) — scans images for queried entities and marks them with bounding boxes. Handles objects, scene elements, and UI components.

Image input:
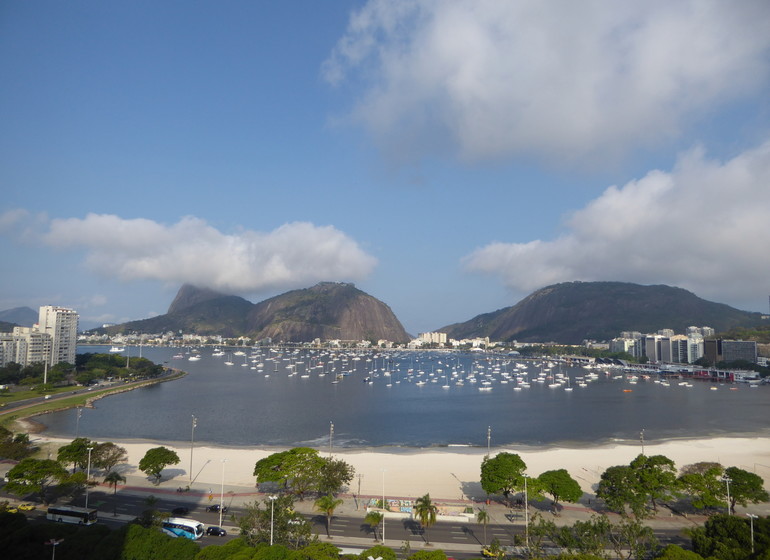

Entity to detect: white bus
[47,505,98,525]
[161,517,205,540]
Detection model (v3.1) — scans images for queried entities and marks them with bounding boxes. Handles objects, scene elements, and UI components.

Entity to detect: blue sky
[2,1,770,334]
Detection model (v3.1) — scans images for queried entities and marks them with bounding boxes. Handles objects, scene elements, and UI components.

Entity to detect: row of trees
[480,452,583,508]
[253,447,354,499]
[4,436,180,502]
[596,455,768,518]
[479,451,768,520]
[0,352,164,388]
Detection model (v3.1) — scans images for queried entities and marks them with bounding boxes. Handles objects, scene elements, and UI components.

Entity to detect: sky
[1,1,770,334]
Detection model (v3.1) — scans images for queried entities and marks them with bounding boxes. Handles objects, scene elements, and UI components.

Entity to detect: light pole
[269,495,277,545]
[747,513,758,553]
[85,447,93,509]
[219,459,227,528]
[640,428,645,456]
[382,469,386,545]
[487,426,491,458]
[722,476,732,515]
[46,538,64,560]
[356,473,364,510]
[523,474,529,549]
[329,421,334,456]
[189,415,197,483]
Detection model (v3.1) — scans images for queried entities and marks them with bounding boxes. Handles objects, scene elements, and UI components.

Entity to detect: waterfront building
[0,327,50,367]
[36,305,79,366]
[721,339,758,364]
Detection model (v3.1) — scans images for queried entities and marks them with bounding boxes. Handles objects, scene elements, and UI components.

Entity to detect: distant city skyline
[2,1,769,334]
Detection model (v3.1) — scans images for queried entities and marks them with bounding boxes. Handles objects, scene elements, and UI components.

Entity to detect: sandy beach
[30,433,770,501]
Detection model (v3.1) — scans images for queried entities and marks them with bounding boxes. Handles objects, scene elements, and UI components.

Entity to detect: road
[28,487,690,555]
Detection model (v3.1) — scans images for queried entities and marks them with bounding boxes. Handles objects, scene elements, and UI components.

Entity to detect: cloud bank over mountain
[464,141,770,311]
[3,213,377,296]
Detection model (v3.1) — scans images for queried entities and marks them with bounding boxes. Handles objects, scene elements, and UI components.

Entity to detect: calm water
[35,345,770,449]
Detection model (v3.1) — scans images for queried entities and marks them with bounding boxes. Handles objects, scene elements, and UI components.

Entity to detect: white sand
[33,435,770,501]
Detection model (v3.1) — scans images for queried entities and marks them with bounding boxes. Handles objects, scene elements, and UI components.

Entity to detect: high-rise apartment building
[37,305,79,366]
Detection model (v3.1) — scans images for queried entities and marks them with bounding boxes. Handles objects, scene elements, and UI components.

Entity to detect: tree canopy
[5,457,69,502]
[253,448,353,499]
[480,452,527,503]
[724,466,769,514]
[138,446,180,483]
[536,468,583,506]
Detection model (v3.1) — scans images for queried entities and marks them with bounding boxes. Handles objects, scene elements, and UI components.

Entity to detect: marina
[35,345,770,449]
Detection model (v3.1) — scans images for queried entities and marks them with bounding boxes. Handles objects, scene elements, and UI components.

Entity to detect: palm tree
[314,494,343,537]
[476,507,489,545]
[414,493,438,544]
[364,511,383,541]
[104,471,126,517]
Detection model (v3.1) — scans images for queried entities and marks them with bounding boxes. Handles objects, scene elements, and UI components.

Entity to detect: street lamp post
[219,459,227,528]
[487,426,491,458]
[46,538,64,560]
[85,447,93,509]
[269,495,277,545]
[640,428,645,456]
[722,476,732,515]
[382,469,386,545]
[747,513,758,553]
[523,474,530,550]
[329,421,334,456]
[189,415,197,483]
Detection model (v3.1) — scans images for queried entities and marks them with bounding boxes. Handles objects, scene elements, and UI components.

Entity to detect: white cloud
[464,140,770,311]
[36,214,377,294]
[324,0,770,163]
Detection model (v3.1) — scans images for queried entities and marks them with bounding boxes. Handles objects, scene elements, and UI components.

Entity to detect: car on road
[18,503,36,511]
[205,505,228,513]
[171,507,190,515]
[206,526,227,536]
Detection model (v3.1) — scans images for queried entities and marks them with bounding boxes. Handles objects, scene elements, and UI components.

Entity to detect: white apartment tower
[37,305,79,366]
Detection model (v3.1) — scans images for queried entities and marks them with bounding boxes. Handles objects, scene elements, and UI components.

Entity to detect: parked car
[18,503,36,511]
[205,504,228,513]
[171,507,189,515]
[206,526,227,536]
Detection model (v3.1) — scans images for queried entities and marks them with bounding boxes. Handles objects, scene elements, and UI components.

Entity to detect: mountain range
[440,281,766,344]
[99,282,411,343]
[3,281,766,345]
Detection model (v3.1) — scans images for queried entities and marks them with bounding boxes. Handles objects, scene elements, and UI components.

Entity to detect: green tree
[689,513,752,560]
[361,544,397,560]
[407,551,447,560]
[104,470,126,516]
[596,465,646,518]
[537,469,583,507]
[476,507,489,545]
[724,466,769,514]
[139,446,180,484]
[121,523,199,560]
[317,457,355,496]
[480,452,527,505]
[5,457,68,503]
[630,454,678,513]
[608,517,658,560]
[93,442,128,473]
[677,462,725,510]
[414,493,438,544]
[314,494,343,537]
[364,511,383,541]
[56,437,95,470]
[656,545,706,560]
[253,448,325,499]
[238,494,312,549]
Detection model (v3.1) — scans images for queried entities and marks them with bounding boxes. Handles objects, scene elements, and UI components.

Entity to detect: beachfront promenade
[79,468,736,554]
